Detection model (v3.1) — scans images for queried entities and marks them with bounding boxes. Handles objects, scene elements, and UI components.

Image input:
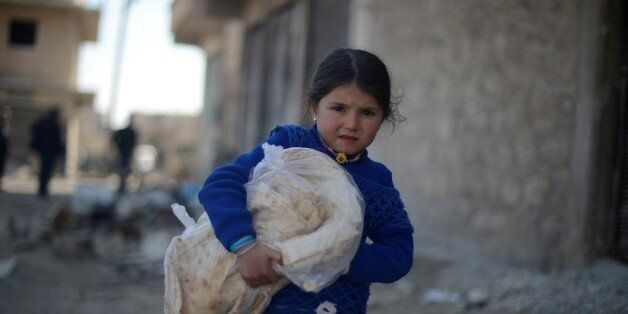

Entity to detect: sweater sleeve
[344,168,415,284]
[344,232,413,284]
[198,125,292,251]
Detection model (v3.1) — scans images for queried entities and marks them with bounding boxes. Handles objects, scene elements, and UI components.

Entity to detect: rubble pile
[2,183,203,280]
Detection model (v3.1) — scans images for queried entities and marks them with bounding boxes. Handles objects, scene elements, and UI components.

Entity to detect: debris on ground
[72,184,116,216]
[3,182,183,282]
[367,278,414,308]
[423,288,462,304]
[1,185,628,313]
[465,287,489,309]
[0,256,17,279]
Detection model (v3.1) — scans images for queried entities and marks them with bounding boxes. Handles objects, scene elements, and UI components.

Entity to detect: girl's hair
[305,48,404,129]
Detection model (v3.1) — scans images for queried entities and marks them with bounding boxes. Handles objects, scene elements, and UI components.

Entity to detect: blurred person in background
[30,108,65,198]
[112,116,137,193]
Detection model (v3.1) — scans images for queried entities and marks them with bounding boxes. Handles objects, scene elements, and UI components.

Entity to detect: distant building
[0,0,99,178]
[132,114,199,181]
[74,111,199,181]
[171,0,628,268]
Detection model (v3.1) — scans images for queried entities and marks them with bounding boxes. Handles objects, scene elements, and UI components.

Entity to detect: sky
[78,0,206,128]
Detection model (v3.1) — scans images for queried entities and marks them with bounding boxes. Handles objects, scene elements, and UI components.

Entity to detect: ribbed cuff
[229,235,256,252]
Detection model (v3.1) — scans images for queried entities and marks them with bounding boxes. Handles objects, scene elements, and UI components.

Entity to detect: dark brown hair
[306,48,404,129]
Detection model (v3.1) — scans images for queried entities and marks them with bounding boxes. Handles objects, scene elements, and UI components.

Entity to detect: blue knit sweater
[198,124,414,313]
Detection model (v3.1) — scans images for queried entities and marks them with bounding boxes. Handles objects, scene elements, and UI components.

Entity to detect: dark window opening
[9,20,37,46]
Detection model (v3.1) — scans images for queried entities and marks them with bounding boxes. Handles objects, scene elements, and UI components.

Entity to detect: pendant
[335,152,347,164]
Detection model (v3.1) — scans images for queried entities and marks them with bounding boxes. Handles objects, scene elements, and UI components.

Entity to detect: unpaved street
[1,180,627,313]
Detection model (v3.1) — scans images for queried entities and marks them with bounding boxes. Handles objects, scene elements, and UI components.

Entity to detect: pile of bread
[164,144,364,313]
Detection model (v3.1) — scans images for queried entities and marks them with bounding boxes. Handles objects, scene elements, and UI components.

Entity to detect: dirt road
[1,184,627,313]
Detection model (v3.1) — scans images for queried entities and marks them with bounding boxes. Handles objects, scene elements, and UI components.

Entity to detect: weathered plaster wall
[360,0,580,266]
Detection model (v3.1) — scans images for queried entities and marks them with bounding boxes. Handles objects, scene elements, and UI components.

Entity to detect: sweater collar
[310,124,369,163]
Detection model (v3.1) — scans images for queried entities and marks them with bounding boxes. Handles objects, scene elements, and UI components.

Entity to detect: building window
[9,19,38,46]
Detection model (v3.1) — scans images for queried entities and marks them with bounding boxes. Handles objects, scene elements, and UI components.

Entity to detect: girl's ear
[309,99,318,117]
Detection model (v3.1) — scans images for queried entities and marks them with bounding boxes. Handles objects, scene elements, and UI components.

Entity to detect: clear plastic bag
[164,144,364,313]
[248,144,364,291]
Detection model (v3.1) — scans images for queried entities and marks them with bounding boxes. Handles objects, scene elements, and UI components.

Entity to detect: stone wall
[359,0,580,266]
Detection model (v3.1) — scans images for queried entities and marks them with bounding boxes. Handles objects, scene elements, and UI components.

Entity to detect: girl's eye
[362,110,374,116]
[332,106,345,112]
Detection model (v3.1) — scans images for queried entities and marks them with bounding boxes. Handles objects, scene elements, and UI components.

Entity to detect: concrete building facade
[0,0,99,179]
[171,0,628,268]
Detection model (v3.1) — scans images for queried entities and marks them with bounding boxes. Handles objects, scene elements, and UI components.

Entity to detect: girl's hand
[235,242,283,288]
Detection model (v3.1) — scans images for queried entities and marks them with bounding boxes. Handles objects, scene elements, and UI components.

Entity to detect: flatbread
[164,146,363,313]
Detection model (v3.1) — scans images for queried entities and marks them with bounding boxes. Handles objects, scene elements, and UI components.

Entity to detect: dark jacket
[30,113,65,156]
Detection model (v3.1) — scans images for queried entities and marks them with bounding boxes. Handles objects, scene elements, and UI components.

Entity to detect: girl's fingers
[266,249,283,266]
[238,245,282,287]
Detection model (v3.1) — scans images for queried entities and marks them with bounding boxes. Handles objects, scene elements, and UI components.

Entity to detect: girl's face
[311,82,384,156]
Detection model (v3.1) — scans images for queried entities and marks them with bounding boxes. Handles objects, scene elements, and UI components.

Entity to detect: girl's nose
[344,112,359,130]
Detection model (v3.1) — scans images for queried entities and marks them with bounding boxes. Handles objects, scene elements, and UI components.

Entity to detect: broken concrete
[0,256,17,279]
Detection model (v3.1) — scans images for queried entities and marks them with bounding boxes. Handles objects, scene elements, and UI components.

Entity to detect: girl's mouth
[339,135,358,142]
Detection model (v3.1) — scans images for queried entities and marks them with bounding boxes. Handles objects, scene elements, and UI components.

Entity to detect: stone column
[65,103,80,183]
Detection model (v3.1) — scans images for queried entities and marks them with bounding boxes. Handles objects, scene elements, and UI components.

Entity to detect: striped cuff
[229,235,256,252]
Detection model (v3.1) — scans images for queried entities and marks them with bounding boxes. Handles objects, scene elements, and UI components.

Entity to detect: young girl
[199,48,414,313]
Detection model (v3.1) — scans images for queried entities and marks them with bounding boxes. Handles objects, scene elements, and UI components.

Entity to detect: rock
[465,287,489,308]
[423,288,461,303]
[0,256,17,279]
